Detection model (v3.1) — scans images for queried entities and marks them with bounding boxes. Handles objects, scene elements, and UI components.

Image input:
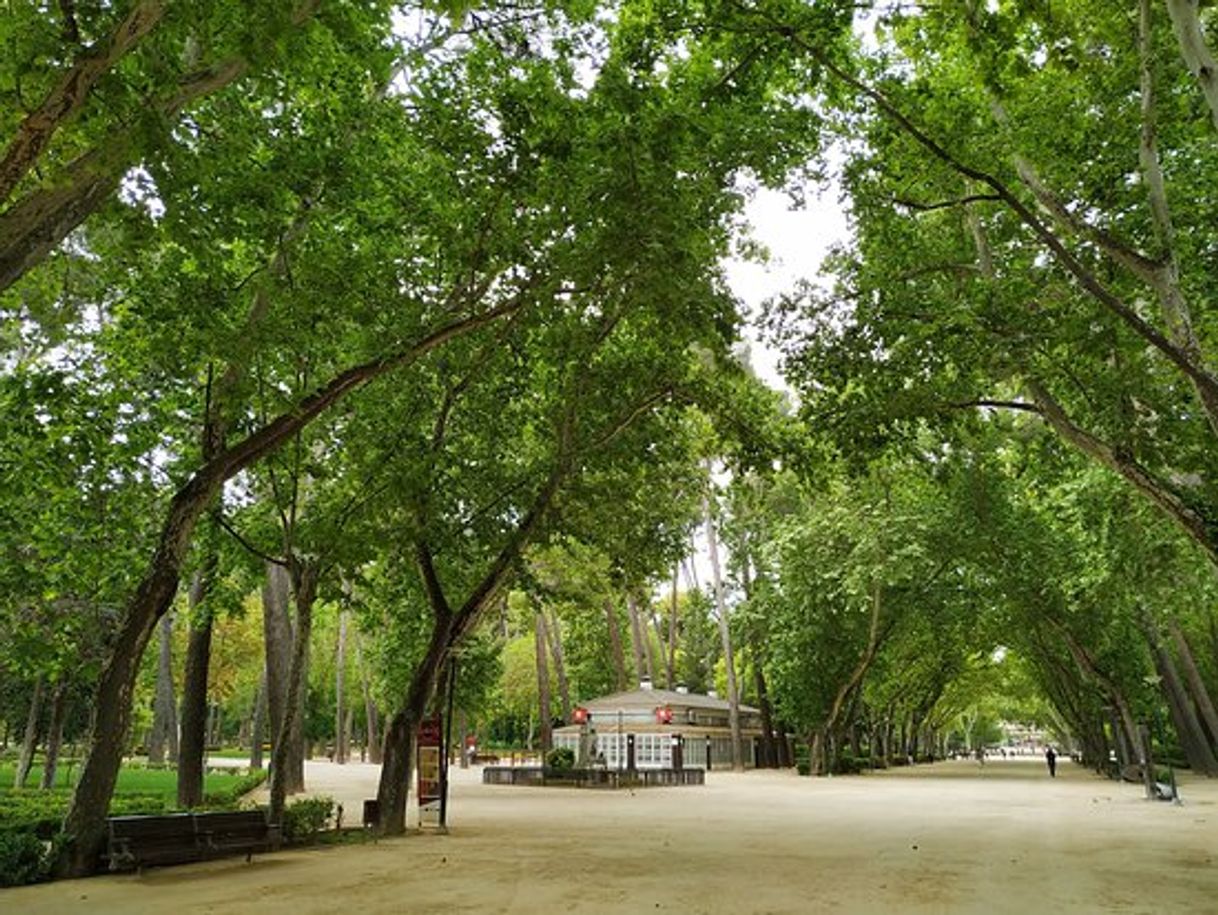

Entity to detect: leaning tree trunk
[335,609,349,764]
[535,611,553,754]
[249,670,267,771]
[375,616,453,835]
[14,678,43,788]
[1168,619,1218,749]
[40,679,69,790]
[753,661,777,768]
[148,612,178,765]
[703,479,743,771]
[178,569,215,808]
[603,599,628,692]
[268,563,318,825]
[1151,637,1218,776]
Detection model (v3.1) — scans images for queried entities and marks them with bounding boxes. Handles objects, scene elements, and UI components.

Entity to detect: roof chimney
[640,676,653,691]
[675,684,689,694]
[707,689,718,699]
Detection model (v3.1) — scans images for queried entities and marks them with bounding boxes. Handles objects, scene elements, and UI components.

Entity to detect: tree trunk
[148,612,178,765]
[603,599,628,691]
[263,561,303,792]
[667,564,680,688]
[625,592,651,683]
[1168,619,1218,749]
[375,616,453,834]
[40,679,69,790]
[250,670,267,771]
[269,562,318,824]
[177,570,214,808]
[543,608,571,721]
[14,679,43,788]
[1151,638,1218,775]
[753,661,777,768]
[355,630,381,764]
[703,478,743,771]
[335,609,349,764]
[535,611,553,754]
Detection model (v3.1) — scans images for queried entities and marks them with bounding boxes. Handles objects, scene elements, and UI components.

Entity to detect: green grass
[0,764,250,796]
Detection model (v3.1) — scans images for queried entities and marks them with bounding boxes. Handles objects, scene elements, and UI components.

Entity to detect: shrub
[794,743,811,776]
[870,757,888,770]
[0,830,48,887]
[281,796,335,844]
[545,747,575,771]
[831,754,866,775]
[203,769,267,807]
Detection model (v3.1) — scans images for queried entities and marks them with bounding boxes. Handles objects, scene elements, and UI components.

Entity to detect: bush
[281,796,335,844]
[870,757,888,770]
[545,747,575,771]
[203,769,267,807]
[0,830,48,887]
[794,743,811,776]
[831,754,866,775]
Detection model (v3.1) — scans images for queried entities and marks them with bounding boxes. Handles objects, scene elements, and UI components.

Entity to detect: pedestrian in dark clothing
[1045,746,1057,777]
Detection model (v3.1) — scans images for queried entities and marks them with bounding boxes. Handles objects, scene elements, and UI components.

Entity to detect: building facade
[552,681,765,770]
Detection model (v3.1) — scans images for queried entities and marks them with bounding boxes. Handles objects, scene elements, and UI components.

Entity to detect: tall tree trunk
[1150,636,1218,775]
[625,592,651,683]
[40,679,68,790]
[263,561,302,792]
[355,630,381,764]
[544,608,572,721]
[335,609,349,764]
[14,678,43,788]
[753,662,777,768]
[667,564,680,688]
[703,477,743,771]
[148,612,177,765]
[269,562,318,824]
[535,611,553,754]
[177,569,214,808]
[1168,619,1218,749]
[603,599,628,691]
[250,670,267,771]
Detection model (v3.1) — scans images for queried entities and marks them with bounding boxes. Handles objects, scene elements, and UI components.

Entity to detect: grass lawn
[0,763,250,796]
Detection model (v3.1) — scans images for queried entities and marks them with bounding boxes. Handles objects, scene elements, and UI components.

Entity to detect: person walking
[1045,746,1057,778]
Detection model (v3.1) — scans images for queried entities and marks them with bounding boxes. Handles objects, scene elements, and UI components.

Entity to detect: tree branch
[0,0,164,204]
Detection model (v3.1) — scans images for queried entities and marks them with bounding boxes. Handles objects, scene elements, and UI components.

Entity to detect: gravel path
[6,757,1216,914]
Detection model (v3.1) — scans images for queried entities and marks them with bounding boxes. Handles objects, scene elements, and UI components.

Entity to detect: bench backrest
[108,814,197,841]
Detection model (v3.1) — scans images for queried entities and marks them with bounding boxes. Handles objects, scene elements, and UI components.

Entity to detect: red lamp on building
[655,706,673,724]
[572,706,589,724]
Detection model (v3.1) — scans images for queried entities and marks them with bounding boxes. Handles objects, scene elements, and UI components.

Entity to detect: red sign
[655,706,673,724]
[573,706,589,724]
[418,718,442,747]
[417,717,443,818]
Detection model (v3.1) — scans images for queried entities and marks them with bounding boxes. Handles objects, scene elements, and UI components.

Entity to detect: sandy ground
[5,757,1217,914]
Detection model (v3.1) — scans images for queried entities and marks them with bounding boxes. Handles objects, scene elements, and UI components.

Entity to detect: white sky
[724,182,850,391]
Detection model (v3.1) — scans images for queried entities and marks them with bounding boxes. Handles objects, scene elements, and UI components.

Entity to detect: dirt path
[7,758,1216,914]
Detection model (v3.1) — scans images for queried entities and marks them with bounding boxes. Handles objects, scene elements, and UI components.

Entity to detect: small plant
[545,747,575,770]
[281,796,335,844]
[0,830,48,887]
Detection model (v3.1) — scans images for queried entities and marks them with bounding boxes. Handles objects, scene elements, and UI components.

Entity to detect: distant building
[552,678,765,770]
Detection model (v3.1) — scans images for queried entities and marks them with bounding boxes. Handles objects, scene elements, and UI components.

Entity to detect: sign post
[416,717,443,829]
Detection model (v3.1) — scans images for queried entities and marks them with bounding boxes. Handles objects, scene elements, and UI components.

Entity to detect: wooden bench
[106,810,279,872]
